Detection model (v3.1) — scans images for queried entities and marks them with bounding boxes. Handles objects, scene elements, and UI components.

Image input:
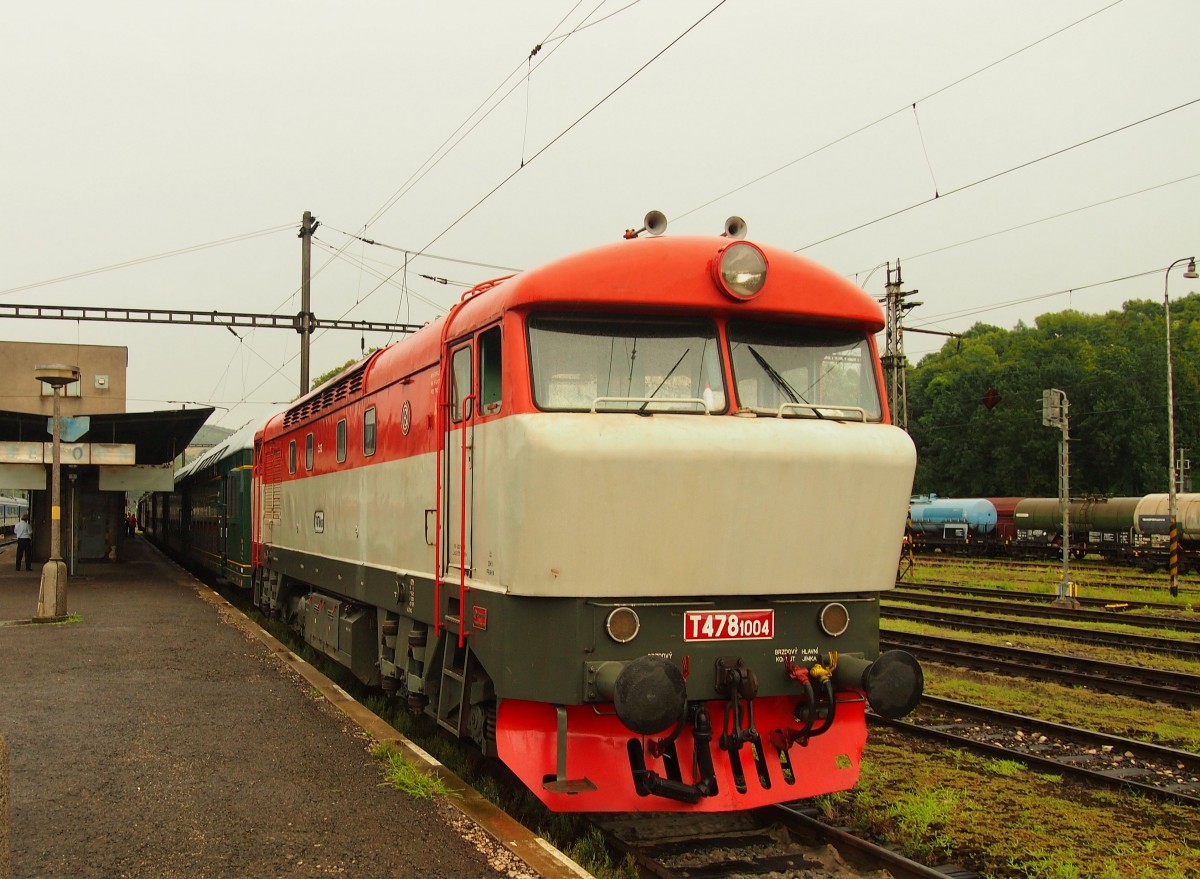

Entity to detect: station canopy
[0,407,214,465]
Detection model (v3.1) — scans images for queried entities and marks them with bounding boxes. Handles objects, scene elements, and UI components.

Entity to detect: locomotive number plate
[684,609,774,641]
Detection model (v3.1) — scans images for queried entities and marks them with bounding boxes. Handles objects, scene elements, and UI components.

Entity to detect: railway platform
[0,537,584,879]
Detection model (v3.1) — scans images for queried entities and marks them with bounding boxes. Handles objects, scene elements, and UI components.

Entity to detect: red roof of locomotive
[262,235,885,439]
[449,235,884,330]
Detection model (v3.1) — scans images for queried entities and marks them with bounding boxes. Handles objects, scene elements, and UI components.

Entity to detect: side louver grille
[282,369,365,428]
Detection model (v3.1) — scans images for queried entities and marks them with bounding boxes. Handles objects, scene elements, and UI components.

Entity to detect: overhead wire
[0,223,295,298]
[184,1,1140,423]
[211,3,659,423]
[796,96,1200,252]
[311,238,455,310]
[286,2,642,378]
[673,0,1128,223]
[305,0,728,341]
[362,0,641,232]
[410,0,731,261]
[849,171,1200,275]
[910,265,1167,333]
[320,222,523,273]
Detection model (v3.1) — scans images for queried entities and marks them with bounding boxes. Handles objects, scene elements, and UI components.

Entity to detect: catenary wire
[673,0,1127,224]
[410,0,731,261]
[0,223,295,298]
[322,3,637,332]
[312,238,455,311]
[362,1,641,231]
[315,1,729,328]
[214,4,690,420]
[316,239,476,289]
[796,96,1200,252]
[849,171,1200,276]
[320,222,523,273]
[912,266,1165,330]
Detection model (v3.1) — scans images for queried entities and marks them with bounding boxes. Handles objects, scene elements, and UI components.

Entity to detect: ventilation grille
[283,368,366,428]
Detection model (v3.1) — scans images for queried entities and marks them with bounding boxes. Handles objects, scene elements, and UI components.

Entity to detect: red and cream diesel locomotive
[251,215,922,812]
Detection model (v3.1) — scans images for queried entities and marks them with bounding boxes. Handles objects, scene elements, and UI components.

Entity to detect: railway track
[883,606,1200,661]
[888,588,1200,634]
[892,581,1190,613]
[880,630,1200,707]
[877,695,1200,807]
[909,556,1200,594]
[594,803,978,879]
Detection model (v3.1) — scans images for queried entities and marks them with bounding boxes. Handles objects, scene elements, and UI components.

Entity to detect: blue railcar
[908,495,998,553]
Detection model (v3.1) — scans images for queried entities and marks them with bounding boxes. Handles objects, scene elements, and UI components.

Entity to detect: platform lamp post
[33,364,79,622]
[1166,258,1198,598]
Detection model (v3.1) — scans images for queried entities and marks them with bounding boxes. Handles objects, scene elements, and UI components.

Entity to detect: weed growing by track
[917,663,1200,752]
[373,741,458,799]
[883,613,1200,675]
[875,559,1200,875]
[821,730,1200,878]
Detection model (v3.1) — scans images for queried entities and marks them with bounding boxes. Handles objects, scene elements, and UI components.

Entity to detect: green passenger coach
[166,424,257,589]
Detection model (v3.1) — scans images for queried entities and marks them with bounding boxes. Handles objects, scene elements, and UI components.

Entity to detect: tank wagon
[151,219,924,812]
[908,493,1200,570]
[907,496,997,553]
[1132,493,1200,571]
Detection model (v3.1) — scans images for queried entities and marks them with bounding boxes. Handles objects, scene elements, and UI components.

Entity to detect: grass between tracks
[818,727,1200,879]
[883,612,1200,678]
[919,663,1200,752]
[871,558,1200,876]
[901,558,1199,612]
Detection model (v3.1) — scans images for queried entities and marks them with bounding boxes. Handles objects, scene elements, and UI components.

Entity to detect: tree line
[906,294,1200,498]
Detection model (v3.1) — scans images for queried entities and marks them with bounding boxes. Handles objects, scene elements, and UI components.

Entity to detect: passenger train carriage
[0,495,29,535]
[156,218,923,812]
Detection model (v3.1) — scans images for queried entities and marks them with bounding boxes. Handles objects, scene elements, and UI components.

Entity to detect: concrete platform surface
[0,538,572,879]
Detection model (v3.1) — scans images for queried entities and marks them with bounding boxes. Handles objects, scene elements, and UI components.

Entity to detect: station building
[0,340,210,567]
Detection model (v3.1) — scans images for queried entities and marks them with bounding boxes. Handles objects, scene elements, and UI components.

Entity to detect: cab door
[444,341,475,581]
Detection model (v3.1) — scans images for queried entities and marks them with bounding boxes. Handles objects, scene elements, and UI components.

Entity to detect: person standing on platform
[14,513,33,571]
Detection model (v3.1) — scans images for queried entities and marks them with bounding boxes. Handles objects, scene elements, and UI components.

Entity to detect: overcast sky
[3,0,1196,431]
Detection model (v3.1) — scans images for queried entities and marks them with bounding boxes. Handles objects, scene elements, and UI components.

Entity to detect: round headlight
[713,241,768,300]
[606,606,641,643]
[819,602,850,637]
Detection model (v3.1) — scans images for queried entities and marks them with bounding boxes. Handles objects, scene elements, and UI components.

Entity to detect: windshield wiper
[639,348,690,414]
[747,346,823,418]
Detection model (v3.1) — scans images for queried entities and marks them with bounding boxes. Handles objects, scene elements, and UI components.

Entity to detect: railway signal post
[1164,256,1197,598]
[1043,388,1079,608]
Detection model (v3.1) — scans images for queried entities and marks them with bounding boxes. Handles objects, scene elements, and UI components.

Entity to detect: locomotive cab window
[450,344,472,423]
[528,315,725,412]
[336,418,347,463]
[479,326,502,415]
[288,440,297,474]
[305,433,314,470]
[364,407,376,457]
[728,321,881,420]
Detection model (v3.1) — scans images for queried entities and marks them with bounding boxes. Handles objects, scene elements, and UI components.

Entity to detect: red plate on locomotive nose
[684,609,774,641]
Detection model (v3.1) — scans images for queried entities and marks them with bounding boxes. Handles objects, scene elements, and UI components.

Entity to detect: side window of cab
[479,325,502,415]
[450,345,472,424]
[364,407,377,457]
